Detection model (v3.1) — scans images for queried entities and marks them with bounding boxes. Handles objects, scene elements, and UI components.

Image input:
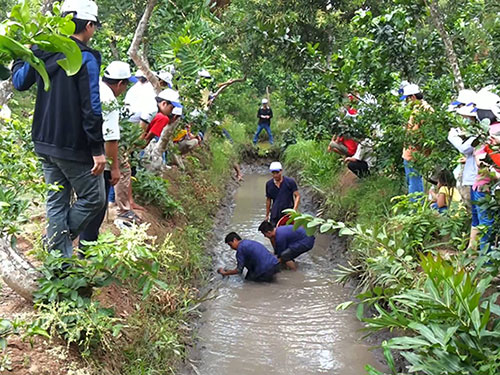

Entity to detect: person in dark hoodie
[12,0,105,259]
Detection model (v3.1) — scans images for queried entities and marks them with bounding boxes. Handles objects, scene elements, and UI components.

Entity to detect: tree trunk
[0,236,40,302]
[0,80,13,108]
[128,0,161,93]
[425,0,464,91]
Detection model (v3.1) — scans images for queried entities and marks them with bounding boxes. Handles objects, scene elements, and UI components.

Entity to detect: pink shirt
[473,122,500,191]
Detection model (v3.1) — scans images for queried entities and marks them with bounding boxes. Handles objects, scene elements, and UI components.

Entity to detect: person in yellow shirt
[430,169,461,213]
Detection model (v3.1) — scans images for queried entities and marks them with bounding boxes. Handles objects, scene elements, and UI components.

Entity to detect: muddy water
[194,174,381,374]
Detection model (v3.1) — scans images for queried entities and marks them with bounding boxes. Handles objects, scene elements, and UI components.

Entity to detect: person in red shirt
[327,135,358,157]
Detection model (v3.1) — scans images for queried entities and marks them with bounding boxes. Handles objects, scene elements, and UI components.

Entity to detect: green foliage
[132,170,184,218]
[33,225,168,355]
[1,0,82,90]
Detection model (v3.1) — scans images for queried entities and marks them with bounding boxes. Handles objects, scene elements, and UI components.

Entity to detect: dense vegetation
[0,0,499,374]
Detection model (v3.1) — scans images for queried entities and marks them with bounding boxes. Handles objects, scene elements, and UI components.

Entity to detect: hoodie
[12,37,104,163]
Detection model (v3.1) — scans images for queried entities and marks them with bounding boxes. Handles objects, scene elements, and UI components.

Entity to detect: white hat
[135,69,146,78]
[157,88,182,108]
[190,109,201,118]
[262,98,269,104]
[198,69,211,78]
[400,84,421,100]
[392,80,410,96]
[451,89,476,107]
[103,61,137,82]
[473,90,500,111]
[156,70,173,86]
[269,161,282,172]
[172,107,183,116]
[456,104,476,117]
[61,0,99,22]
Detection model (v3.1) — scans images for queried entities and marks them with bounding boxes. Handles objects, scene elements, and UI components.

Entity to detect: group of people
[328,82,500,252]
[218,162,316,281]
[11,0,202,258]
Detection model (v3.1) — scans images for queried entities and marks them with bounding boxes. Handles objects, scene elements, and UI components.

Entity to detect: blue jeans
[403,160,424,198]
[253,123,273,145]
[471,189,495,252]
[39,154,106,258]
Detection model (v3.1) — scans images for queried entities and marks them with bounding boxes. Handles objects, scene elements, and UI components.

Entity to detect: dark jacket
[12,37,104,163]
[257,106,273,125]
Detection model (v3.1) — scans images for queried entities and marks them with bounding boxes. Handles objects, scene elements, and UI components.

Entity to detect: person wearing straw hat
[253,98,274,145]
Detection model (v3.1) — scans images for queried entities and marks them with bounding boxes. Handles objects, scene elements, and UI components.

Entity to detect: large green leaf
[34,34,82,76]
[0,35,50,90]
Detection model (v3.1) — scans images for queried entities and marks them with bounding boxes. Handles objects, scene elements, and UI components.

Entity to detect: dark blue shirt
[236,239,279,279]
[266,176,298,223]
[275,225,315,257]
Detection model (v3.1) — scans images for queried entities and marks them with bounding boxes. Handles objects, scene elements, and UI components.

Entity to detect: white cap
[172,107,183,116]
[198,69,211,78]
[456,104,476,117]
[157,88,182,108]
[269,161,282,172]
[400,84,420,100]
[451,89,476,107]
[262,98,269,104]
[156,70,173,87]
[190,109,201,118]
[103,61,137,82]
[473,90,500,111]
[135,69,146,78]
[61,0,99,22]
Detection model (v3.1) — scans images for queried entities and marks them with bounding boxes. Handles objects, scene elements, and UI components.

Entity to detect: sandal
[117,210,143,223]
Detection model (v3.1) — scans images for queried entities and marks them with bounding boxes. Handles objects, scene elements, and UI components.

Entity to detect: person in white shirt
[79,61,136,249]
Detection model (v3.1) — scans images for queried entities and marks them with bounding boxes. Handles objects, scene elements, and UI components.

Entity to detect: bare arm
[217,268,239,276]
[266,197,271,220]
[105,141,120,186]
[293,190,300,210]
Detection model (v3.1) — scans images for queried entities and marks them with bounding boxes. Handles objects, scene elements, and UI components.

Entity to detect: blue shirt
[275,225,315,257]
[266,176,298,223]
[236,239,279,279]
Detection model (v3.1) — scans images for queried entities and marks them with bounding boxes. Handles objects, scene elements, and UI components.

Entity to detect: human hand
[344,157,355,163]
[217,268,225,275]
[265,214,270,222]
[489,135,500,145]
[110,166,121,186]
[91,154,106,176]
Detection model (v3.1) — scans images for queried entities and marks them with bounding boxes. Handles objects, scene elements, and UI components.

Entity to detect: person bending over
[217,232,280,282]
[258,221,315,271]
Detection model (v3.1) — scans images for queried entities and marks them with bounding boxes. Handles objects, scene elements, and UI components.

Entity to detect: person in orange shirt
[400,84,433,198]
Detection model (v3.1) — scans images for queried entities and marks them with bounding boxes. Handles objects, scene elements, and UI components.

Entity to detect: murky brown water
[194,174,381,374]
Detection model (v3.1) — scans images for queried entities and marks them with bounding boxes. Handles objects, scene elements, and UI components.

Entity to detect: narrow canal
[192,173,382,374]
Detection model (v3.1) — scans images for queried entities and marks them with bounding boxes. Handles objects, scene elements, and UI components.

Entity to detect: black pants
[79,171,111,248]
[347,160,369,178]
[247,264,280,282]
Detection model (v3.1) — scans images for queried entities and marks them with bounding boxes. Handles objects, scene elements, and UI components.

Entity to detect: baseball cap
[61,0,99,23]
[400,84,420,100]
[451,89,476,106]
[262,98,269,104]
[156,70,173,88]
[157,88,182,108]
[135,69,146,78]
[172,107,183,116]
[103,61,137,83]
[456,104,476,117]
[269,161,282,172]
[472,90,500,112]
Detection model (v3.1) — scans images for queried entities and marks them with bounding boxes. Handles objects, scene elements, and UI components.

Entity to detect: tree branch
[127,0,161,93]
[424,0,464,91]
[208,75,247,107]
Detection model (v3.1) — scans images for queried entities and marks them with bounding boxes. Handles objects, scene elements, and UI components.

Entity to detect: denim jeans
[253,123,273,145]
[79,171,111,249]
[403,159,424,198]
[471,189,495,252]
[39,154,106,258]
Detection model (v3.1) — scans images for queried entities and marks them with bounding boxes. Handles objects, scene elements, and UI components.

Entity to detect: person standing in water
[265,162,300,226]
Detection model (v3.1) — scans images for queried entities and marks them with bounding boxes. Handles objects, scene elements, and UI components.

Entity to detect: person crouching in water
[258,221,315,271]
[217,232,280,282]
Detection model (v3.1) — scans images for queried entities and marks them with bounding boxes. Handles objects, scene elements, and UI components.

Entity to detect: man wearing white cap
[12,0,105,258]
[400,84,433,198]
[80,61,136,248]
[266,162,300,226]
[124,70,157,127]
[253,98,274,145]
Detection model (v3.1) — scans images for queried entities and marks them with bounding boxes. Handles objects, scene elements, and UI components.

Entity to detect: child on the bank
[430,169,462,213]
